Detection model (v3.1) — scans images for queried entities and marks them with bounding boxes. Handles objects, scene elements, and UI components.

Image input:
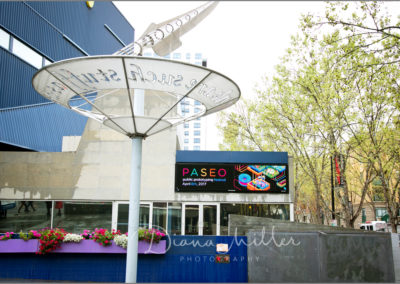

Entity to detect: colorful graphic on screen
[175,163,288,193]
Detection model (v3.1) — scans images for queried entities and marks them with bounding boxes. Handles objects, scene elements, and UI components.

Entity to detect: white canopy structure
[32,2,240,283]
[32,56,240,139]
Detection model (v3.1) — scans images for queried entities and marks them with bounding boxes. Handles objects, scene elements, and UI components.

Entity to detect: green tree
[219,2,400,228]
[303,1,400,231]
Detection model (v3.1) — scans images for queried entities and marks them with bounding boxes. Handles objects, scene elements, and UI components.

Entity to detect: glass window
[373,186,384,201]
[0,28,10,50]
[172,53,181,59]
[194,122,201,128]
[195,61,202,66]
[184,123,189,129]
[185,53,191,60]
[194,108,200,113]
[117,203,150,233]
[12,38,42,69]
[168,203,181,235]
[362,208,366,223]
[152,202,167,231]
[139,204,150,228]
[194,130,200,136]
[195,53,202,60]
[184,131,189,136]
[203,205,217,235]
[185,205,199,235]
[184,138,189,144]
[194,101,201,106]
[220,203,290,235]
[194,138,200,143]
[193,146,200,150]
[0,201,50,233]
[53,201,112,233]
[375,208,388,219]
[184,146,189,150]
[220,203,241,235]
[143,52,152,57]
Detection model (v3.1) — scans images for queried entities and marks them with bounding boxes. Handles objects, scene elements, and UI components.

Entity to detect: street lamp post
[331,156,335,220]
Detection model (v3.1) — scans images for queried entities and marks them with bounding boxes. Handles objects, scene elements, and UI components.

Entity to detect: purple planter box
[56,240,126,254]
[0,239,167,254]
[0,239,38,253]
[138,240,167,254]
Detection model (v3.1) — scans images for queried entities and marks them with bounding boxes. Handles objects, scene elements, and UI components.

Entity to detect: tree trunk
[390,217,398,233]
[315,181,323,225]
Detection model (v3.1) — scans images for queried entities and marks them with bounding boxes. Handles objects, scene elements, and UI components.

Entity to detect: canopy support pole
[125,137,142,283]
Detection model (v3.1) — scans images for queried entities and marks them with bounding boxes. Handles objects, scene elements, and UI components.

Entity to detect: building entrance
[182,203,219,236]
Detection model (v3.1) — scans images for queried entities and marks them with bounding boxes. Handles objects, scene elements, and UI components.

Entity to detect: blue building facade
[0,2,134,151]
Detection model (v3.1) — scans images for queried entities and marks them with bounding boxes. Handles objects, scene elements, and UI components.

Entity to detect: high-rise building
[142,51,208,151]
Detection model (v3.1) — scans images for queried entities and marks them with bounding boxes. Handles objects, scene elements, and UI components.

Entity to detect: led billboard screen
[175,163,289,193]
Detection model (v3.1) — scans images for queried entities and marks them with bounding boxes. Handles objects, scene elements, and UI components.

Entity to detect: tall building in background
[0,2,133,152]
[142,51,208,150]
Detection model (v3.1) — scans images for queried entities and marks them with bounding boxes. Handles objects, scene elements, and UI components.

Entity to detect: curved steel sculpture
[114,2,218,56]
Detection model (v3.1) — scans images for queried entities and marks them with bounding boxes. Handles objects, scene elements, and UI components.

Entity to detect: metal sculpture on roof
[115,2,218,56]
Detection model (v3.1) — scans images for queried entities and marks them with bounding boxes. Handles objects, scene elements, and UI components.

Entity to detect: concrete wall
[228,214,362,236]
[247,230,395,282]
[227,215,395,282]
[391,233,400,282]
[0,111,177,201]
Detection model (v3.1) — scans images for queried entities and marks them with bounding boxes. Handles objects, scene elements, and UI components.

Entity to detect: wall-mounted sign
[215,254,230,263]
[216,243,229,253]
[175,163,289,194]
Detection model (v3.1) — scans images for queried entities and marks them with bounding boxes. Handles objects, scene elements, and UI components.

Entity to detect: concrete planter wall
[0,239,166,254]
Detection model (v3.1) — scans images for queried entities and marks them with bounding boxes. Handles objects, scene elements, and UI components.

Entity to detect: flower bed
[0,228,167,255]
